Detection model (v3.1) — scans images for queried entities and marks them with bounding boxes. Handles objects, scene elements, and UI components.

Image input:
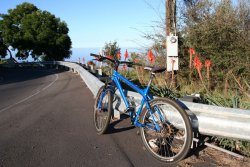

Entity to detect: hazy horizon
[3,47,146,63]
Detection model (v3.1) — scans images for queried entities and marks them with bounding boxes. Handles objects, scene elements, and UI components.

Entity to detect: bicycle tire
[94,86,112,135]
[139,98,192,163]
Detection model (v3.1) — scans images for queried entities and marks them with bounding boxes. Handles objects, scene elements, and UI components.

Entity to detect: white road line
[41,74,59,91]
[0,74,59,113]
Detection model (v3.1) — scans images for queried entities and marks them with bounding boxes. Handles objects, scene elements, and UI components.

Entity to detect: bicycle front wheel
[140,98,192,163]
[94,86,112,135]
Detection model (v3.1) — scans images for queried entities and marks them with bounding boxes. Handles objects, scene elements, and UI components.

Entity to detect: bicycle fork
[97,89,110,111]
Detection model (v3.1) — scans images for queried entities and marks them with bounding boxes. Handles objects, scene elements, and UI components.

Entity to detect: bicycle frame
[111,70,162,131]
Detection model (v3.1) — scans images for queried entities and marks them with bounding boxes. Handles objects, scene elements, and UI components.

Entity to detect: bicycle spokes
[140,98,192,163]
[94,87,112,135]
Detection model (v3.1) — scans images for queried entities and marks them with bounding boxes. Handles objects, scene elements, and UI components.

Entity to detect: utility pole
[166,0,177,87]
[166,0,176,36]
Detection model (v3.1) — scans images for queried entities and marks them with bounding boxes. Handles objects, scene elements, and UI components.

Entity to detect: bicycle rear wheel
[94,86,112,135]
[139,98,192,163]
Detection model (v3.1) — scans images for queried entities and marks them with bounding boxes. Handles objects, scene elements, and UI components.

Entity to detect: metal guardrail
[52,61,250,141]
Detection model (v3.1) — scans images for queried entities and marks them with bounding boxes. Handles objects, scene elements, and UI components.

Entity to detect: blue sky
[0,0,165,48]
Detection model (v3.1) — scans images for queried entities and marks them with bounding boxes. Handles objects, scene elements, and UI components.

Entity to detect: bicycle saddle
[144,66,166,73]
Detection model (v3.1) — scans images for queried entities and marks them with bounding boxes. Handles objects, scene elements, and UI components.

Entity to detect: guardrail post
[97,68,102,77]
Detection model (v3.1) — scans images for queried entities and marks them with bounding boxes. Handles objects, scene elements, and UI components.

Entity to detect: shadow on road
[106,115,135,134]
[106,112,210,162]
[0,66,68,85]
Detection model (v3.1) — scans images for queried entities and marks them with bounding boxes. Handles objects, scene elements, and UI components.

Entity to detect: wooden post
[166,0,177,86]
[166,0,176,36]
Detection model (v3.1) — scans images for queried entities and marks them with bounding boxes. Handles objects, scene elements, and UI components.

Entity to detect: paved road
[0,68,174,167]
[1,68,247,167]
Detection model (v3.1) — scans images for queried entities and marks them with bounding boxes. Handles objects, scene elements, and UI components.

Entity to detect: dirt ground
[178,146,250,167]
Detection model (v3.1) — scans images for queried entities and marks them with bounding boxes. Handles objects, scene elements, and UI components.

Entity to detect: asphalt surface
[1,68,246,167]
[0,68,174,167]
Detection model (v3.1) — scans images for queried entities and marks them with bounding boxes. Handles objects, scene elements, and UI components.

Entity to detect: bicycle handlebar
[90,53,142,67]
[90,53,166,74]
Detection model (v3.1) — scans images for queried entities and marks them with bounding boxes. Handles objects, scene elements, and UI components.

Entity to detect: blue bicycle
[91,53,192,163]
